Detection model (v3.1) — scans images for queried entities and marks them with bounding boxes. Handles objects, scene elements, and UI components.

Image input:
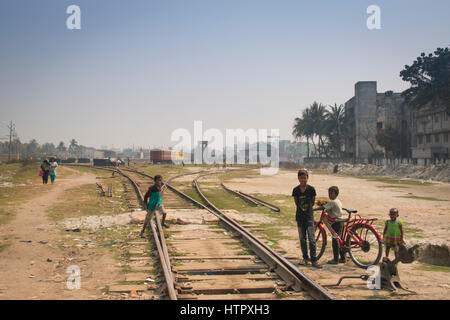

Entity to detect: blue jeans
[297,219,317,262]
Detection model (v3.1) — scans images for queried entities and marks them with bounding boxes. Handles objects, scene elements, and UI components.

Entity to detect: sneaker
[139,232,145,239]
[326,260,339,265]
[162,223,169,228]
[312,262,322,269]
[339,258,346,264]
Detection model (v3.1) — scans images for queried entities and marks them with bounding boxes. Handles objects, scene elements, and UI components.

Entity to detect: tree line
[0,138,87,159]
[292,102,348,158]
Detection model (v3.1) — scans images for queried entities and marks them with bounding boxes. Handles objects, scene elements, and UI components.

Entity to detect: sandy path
[226,170,450,299]
[0,168,118,299]
[227,171,450,243]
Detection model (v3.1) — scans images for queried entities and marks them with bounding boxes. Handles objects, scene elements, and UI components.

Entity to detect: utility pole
[7,121,15,161]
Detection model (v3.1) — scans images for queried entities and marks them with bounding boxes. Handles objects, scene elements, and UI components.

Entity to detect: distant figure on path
[333,164,339,174]
[40,159,51,184]
[49,157,58,184]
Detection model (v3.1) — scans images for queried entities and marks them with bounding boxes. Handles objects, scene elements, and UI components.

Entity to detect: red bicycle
[315,208,383,268]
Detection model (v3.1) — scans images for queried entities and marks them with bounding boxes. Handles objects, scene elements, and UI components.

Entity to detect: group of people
[292,169,404,268]
[40,158,58,184]
[138,168,405,267]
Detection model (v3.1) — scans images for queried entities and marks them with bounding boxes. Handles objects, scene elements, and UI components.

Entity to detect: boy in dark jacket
[292,170,322,268]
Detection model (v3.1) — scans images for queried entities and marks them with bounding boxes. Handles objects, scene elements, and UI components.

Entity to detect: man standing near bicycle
[314,186,347,265]
[292,170,322,268]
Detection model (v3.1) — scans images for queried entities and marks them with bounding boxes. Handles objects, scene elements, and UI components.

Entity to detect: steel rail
[64,164,177,300]
[235,190,281,212]
[115,168,177,300]
[220,183,259,206]
[193,172,335,300]
[122,168,334,300]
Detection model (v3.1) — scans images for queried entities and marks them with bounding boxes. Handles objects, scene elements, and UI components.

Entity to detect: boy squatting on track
[140,175,169,238]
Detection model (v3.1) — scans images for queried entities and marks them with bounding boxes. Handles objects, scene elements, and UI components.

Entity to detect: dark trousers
[297,219,317,262]
[331,222,346,261]
[42,171,49,184]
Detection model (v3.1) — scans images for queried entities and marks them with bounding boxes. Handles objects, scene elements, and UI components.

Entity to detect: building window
[426,135,431,143]
[435,134,440,143]
[445,112,449,121]
[434,114,439,123]
[445,133,449,143]
[418,136,423,144]
[377,122,383,129]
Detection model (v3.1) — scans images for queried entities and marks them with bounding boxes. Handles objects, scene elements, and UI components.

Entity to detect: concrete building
[411,107,450,164]
[344,81,413,161]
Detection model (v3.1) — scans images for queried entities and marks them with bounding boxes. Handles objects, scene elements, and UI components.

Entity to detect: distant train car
[77,158,91,163]
[60,158,76,164]
[150,149,173,164]
[93,158,109,166]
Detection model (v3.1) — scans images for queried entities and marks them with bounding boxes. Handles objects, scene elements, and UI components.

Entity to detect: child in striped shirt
[383,208,404,259]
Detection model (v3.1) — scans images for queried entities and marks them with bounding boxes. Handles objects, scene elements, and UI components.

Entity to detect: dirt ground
[226,169,450,300]
[1,165,448,300]
[0,167,119,299]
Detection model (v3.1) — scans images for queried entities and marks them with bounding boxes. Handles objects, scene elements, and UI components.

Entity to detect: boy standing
[140,175,169,238]
[292,170,322,268]
[314,186,346,264]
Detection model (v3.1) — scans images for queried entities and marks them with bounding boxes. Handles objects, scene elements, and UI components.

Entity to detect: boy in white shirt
[314,186,346,264]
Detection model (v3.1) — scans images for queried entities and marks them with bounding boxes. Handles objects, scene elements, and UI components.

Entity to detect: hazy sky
[1,0,449,150]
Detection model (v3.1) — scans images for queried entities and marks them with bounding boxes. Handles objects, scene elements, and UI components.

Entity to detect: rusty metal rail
[115,168,177,300]
[193,172,334,300]
[220,183,259,206]
[63,164,177,300]
[104,167,334,300]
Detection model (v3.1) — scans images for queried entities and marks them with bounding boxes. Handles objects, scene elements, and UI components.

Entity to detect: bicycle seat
[343,208,358,214]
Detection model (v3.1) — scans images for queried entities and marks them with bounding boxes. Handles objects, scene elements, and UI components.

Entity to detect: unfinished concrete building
[344,81,413,162]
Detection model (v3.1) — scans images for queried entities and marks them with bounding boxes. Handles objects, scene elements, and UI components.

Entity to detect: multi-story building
[344,81,449,163]
[411,107,450,164]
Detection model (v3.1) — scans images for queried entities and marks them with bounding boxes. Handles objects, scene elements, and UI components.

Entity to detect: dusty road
[0,168,118,299]
[226,170,450,299]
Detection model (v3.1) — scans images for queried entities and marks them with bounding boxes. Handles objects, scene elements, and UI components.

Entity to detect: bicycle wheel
[345,224,382,268]
[314,222,327,261]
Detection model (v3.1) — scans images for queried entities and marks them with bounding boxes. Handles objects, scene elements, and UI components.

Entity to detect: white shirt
[323,199,343,219]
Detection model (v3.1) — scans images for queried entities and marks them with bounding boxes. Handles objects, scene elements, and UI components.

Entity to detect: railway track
[121,167,335,300]
[63,164,334,300]
[220,183,281,212]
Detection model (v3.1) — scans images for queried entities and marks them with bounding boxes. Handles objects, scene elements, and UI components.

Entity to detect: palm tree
[293,108,313,157]
[308,102,328,157]
[57,141,67,153]
[69,139,79,156]
[325,103,346,158]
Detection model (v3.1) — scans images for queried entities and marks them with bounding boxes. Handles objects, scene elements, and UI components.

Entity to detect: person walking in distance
[40,159,51,184]
[49,157,58,184]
